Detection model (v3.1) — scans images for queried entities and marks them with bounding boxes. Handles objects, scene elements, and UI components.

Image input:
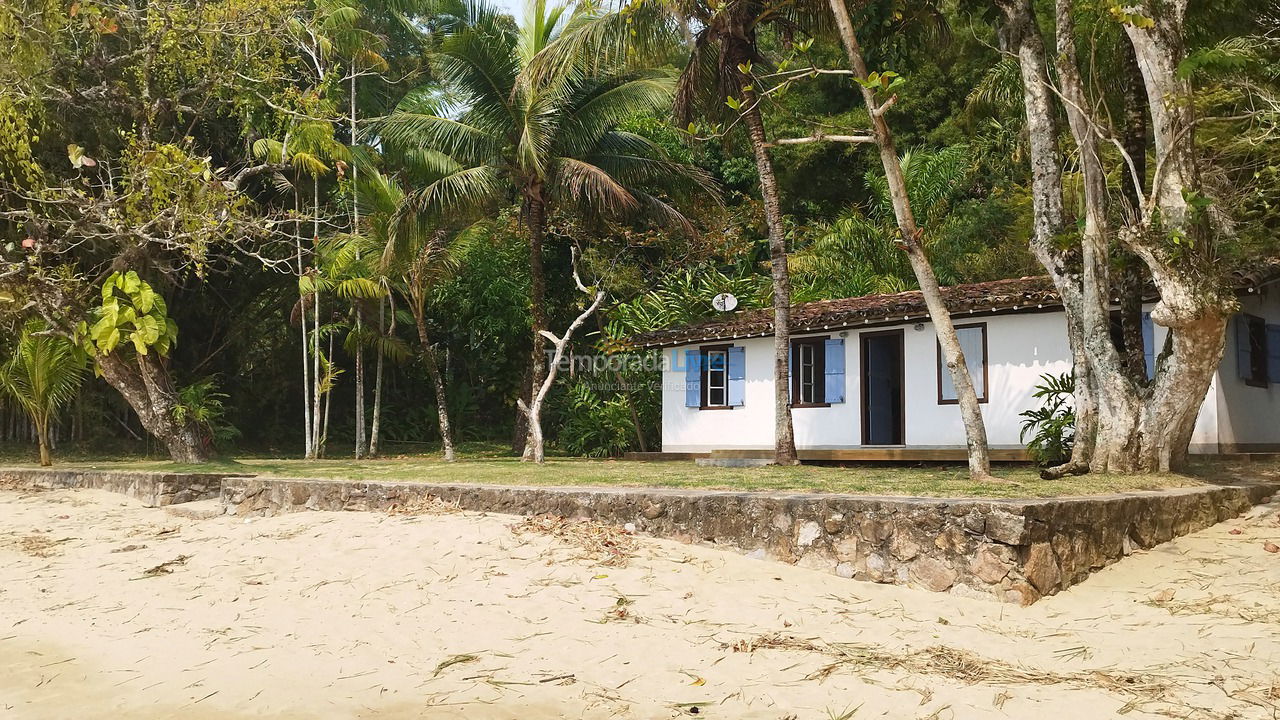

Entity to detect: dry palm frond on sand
[724,633,1174,707]
[10,534,68,557]
[138,554,192,578]
[511,515,637,567]
[1143,594,1280,625]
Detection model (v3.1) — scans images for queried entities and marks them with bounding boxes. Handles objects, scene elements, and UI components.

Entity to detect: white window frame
[937,323,989,404]
[799,342,817,404]
[704,348,729,408]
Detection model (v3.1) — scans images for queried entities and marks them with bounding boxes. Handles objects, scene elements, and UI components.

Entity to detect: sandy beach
[2,484,1278,719]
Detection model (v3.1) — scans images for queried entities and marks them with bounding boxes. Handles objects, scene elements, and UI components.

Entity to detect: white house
[631,273,1280,458]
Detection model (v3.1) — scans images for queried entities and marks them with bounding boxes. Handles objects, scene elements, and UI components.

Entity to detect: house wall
[660,302,1269,454]
[662,310,1076,452]
[1214,284,1280,452]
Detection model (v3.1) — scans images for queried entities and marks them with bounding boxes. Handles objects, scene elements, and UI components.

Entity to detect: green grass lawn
[8,441,1276,499]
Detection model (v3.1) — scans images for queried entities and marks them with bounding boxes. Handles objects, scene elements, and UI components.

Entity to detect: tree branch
[767,133,876,147]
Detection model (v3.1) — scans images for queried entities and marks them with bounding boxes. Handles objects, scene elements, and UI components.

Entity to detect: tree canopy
[0,0,1275,470]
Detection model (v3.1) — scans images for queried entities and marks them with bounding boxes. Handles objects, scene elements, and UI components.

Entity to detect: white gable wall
[659,303,1263,454]
[1214,285,1280,451]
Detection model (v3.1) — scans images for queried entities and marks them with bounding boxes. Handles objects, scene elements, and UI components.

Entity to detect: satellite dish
[712,292,738,312]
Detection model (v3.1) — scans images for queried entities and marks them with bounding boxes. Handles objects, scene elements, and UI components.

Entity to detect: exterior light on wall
[913,323,925,332]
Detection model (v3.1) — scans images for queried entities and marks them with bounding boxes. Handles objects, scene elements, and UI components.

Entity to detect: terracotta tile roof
[628,263,1280,349]
[629,276,1061,348]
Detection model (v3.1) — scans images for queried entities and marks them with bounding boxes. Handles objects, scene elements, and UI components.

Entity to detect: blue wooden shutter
[824,338,845,403]
[1141,312,1155,380]
[1237,316,1253,380]
[1268,325,1280,384]
[727,346,746,406]
[684,349,701,407]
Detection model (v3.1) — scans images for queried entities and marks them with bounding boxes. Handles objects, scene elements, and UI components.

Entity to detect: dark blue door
[861,331,904,445]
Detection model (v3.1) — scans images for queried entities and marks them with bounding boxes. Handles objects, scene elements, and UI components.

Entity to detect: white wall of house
[1213,285,1280,451]
[660,295,1278,454]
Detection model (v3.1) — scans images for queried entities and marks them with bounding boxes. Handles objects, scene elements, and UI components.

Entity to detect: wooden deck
[623,448,1030,462]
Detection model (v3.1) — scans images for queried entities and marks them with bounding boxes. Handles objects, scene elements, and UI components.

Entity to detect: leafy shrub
[1019,372,1076,466]
[553,378,639,458]
[173,376,239,452]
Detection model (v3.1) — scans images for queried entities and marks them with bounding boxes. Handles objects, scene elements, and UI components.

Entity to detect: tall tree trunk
[369,298,384,457]
[741,100,798,466]
[311,178,324,457]
[522,191,549,462]
[412,308,456,462]
[319,332,334,458]
[355,331,365,459]
[1114,40,1150,382]
[828,0,991,479]
[97,352,206,463]
[997,0,1098,476]
[1002,0,1231,473]
[350,70,365,461]
[1054,0,1140,476]
[296,189,314,459]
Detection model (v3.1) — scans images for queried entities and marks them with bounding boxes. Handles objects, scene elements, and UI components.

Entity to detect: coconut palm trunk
[369,299,385,457]
[413,312,456,462]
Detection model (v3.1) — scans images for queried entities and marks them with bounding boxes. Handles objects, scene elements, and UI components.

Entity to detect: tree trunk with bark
[36,421,52,466]
[97,352,206,463]
[522,190,550,461]
[996,0,1097,477]
[740,89,798,466]
[828,0,992,479]
[295,189,314,459]
[354,333,365,459]
[412,307,456,462]
[351,70,365,460]
[518,249,605,464]
[1000,0,1234,474]
[1115,40,1150,383]
[369,298,385,457]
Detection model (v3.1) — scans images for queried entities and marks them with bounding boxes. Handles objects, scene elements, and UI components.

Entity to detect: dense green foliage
[0,0,1276,461]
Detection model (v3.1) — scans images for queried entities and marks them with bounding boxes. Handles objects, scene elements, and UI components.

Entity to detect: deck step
[621,452,712,461]
[708,448,1030,462]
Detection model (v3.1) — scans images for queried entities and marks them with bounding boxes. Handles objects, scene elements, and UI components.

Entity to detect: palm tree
[373,0,713,460]
[0,322,87,466]
[360,168,460,460]
[302,232,395,457]
[534,0,826,465]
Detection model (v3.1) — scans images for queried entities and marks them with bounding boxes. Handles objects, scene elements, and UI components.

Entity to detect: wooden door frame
[860,329,905,446]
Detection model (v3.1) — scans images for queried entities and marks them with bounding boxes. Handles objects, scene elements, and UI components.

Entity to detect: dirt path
[1,486,1278,719]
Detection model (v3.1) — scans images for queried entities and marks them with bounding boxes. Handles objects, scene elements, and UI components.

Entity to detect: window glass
[799,343,816,404]
[939,324,987,402]
[706,350,727,406]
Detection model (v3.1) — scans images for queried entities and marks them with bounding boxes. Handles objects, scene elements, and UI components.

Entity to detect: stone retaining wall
[0,467,231,507]
[3,466,1271,603]
[219,475,1278,605]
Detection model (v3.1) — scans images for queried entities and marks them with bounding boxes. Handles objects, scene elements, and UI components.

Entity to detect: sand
[1,485,1278,719]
